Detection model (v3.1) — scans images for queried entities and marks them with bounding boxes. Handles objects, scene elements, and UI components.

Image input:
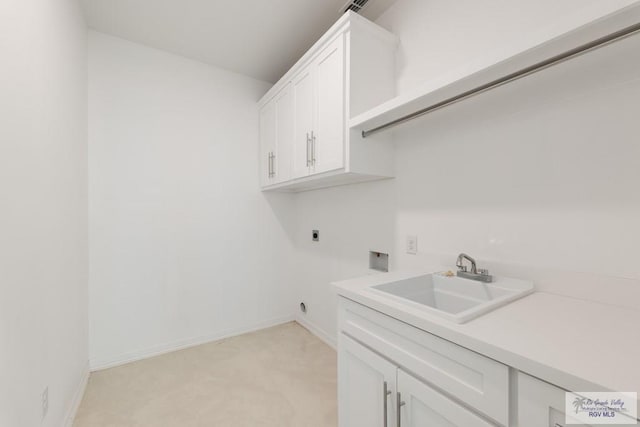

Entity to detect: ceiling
[81,0,398,83]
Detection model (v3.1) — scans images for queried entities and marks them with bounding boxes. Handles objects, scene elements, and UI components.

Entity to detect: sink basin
[369,272,534,323]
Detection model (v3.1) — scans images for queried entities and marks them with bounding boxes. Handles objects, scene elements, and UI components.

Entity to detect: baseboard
[89,314,295,371]
[295,315,337,350]
[63,361,89,427]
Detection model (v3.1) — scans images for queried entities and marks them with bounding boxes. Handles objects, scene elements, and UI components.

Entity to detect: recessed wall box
[369,251,389,272]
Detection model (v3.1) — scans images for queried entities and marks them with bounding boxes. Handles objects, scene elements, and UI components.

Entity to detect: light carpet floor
[74,322,337,427]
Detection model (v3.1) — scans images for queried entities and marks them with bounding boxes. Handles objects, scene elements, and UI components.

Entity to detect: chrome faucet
[456,253,492,283]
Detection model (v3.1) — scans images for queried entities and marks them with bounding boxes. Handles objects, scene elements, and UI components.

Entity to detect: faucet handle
[478,268,489,276]
[457,265,467,272]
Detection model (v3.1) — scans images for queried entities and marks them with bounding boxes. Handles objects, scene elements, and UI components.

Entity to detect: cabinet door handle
[397,392,405,427]
[267,152,271,177]
[268,152,275,177]
[305,133,310,166]
[383,381,392,427]
[311,131,316,165]
[270,152,275,177]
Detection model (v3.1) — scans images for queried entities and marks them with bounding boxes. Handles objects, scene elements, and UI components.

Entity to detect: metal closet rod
[361,21,640,138]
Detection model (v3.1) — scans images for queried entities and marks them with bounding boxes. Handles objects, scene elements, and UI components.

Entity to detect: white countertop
[333,270,640,397]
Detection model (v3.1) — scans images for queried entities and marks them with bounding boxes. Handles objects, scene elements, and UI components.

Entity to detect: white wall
[0,1,88,426]
[88,32,296,369]
[377,0,639,95]
[294,0,640,343]
[294,181,396,345]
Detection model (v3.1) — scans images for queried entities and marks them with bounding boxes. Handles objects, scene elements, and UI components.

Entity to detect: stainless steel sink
[369,272,534,323]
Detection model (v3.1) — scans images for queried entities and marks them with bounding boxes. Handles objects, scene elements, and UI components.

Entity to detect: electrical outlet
[42,386,48,419]
[406,235,417,254]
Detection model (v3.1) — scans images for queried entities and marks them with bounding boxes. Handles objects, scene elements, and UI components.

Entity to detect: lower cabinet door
[518,372,592,427]
[339,334,397,427]
[397,369,496,427]
[518,372,639,427]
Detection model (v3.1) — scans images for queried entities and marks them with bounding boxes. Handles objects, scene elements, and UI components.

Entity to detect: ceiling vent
[341,0,370,14]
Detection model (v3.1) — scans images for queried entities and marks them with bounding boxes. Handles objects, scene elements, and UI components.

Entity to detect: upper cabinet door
[292,66,314,179]
[313,34,345,175]
[397,370,495,427]
[259,101,276,187]
[339,334,397,427]
[274,83,293,183]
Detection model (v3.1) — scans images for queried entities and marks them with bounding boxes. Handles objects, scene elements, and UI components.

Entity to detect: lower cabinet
[518,372,604,427]
[339,334,396,427]
[338,298,639,427]
[398,370,496,427]
[338,297,509,425]
[518,372,589,427]
[339,333,496,427]
[518,373,640,427]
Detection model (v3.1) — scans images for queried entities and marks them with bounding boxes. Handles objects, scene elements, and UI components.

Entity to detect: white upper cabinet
[274,84,293,183]
[259,99,276,187]
[259,83,293,185]
[313,34,345,175]
[258,12,397,192]
[292,65,315,179]
[292,34,345,179]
